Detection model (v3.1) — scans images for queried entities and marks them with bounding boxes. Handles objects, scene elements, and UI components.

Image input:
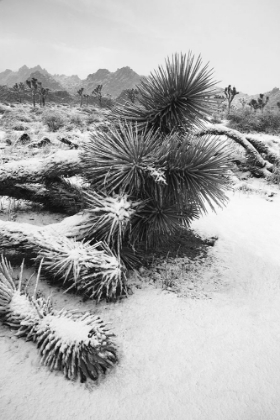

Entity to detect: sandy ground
[1,185,280,419]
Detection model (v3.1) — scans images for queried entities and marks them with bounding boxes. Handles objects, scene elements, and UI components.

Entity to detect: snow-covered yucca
[0,220,127,301]
[36,237,126,301]
[81,191,140,249]
[0,256,118,382]
[33,309,117,382]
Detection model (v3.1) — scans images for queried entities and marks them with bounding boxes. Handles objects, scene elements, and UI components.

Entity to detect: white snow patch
[41,314,99,345]
[10,292,38,318]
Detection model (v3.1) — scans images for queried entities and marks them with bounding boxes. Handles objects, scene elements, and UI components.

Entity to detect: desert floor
[1,178,280,420]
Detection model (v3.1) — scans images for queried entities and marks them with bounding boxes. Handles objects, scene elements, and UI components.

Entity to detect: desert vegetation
[0,52,280,387]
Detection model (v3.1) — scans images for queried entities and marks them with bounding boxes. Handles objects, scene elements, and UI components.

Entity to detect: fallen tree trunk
[245,135,280,165]
[0,184,49,206]
[0,218,125,301]
[0,150,81,188]
[0,175,89,214]
[0,183,84,214]
[196,125,273,176]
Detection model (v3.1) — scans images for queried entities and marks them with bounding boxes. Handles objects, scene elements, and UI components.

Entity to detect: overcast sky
[0,0,279,94]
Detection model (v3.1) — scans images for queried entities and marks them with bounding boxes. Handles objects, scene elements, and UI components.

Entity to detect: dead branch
[195,125,273,177]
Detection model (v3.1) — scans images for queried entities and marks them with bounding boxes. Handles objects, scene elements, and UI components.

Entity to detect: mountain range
[0,65,143,98]
[0,65,279,108]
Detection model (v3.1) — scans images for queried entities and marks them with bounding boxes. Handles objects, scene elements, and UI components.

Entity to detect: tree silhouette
[77,87,84,106]
[224,85,239,113]
[26,78,38,107]
[37,81,49,106]
[92,84,103,106]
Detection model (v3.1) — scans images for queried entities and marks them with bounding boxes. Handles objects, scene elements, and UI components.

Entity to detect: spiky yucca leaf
[115,52,217,134]
[35,237,127,301]
[0,220,127,301]
[0,257,117,382]
[162,134,233,213]
[32,309,117,382]
[77,243,127,301]
[81,122,165,195]
[130,197,199,247]
[120,246,143,269]
[81,191,140,250]
[0,256,16,315]
[0,257,51,333]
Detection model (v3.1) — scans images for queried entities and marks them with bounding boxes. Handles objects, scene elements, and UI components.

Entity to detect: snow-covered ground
[1,186,280,420]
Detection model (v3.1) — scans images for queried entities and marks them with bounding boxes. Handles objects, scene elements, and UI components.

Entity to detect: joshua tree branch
[195,125,273,176]
[0,150,81,188]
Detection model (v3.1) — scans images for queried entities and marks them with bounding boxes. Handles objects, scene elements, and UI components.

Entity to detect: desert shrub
[42,110,65,132]
[228,108,280,134]
[86,114,103,124]
[69,113,84,127]
[257,111,280,133]
[65,124,74,132]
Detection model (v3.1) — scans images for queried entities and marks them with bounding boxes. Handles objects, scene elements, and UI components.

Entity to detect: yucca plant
[0,256,118,382]
[81,122,164,196]
[3,52,231,297]
[0,220,127,301]
[81,191,140,253]
[161,133,232,213]
[80,121,232,248]
[114,52,217,134]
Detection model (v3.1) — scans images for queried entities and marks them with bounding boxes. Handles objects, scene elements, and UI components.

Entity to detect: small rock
[58,137,78,149]
[18,133,31,144]
[5,138,12,145]
[29,137,51,148]
[38,137,51,147]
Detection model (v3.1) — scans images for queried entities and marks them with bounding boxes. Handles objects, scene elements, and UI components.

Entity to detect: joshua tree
[37,81,49,106]
[0,257,118,382]
[249,98,258,112]
[126,88,139,103]
[224,85,239,114]
[0,52,234,301]
[26,77,38,107]
[249,94,269,112]
[77,87,84,106]
[81,52,232,254]
[12,82,25,103]
[92,84,103,106]
[83,94,90,106]
[257,94,269,112]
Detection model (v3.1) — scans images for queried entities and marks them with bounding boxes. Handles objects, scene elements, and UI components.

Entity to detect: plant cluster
[26,78,50,107]
[249,94,269,112]
[78,52,232,278]
[0,257,117,382]
[76,85,112,108]
[0,52,233,303]
[228,108,280,134]
[12,82,26,103]
[42,110,65,131]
